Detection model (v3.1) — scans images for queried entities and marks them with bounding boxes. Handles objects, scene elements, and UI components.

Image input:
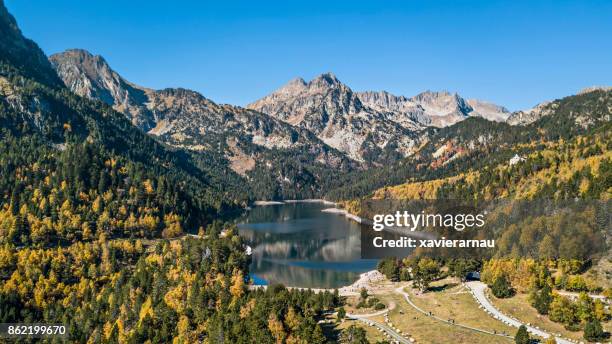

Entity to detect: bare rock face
[355,90,426,129]
[249,74,515,161]
[248,73,421,162]
[506,101,554,125]
[358,90,510,127]
[50,49,155,130]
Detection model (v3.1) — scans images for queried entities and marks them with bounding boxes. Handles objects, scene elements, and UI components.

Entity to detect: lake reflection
[237,202,377,288]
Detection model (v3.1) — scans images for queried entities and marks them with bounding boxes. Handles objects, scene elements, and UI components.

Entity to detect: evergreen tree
[492,275,514,298]
[514,325,530,344]
[533,283,553,315]
[583,319,604,341]
[339,325,369,344]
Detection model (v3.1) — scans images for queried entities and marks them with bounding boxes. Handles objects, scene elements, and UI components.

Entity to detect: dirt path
[465,281,573,344]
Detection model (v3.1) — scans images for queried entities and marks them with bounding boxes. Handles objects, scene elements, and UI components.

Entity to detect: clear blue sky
[6,0,612,110]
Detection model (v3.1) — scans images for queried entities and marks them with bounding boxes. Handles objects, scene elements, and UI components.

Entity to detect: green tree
[360,287,369,300]
[514,325,530,344]
[337,307,346,320]
[583,319,604,341]
[533,284,553,314]
[339,325,369,344]
[413,258,440,292]
[492,275,514,298]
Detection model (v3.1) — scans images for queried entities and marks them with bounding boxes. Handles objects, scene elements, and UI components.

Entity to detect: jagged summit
[311,72,341,86]
[248,74,420,162]
[50,48,154,129]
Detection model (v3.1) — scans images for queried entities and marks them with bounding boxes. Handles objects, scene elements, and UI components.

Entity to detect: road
[557,290,609,303]
[348,311,412,344]
[394,286,513,341]
[465,281,573,344]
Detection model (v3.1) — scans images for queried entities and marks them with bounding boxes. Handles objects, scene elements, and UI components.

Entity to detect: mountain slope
[50,49,156,130]
[248,73,422,163]
[0,4,246,234]
[325,89,612,201]
[50,50,356,199]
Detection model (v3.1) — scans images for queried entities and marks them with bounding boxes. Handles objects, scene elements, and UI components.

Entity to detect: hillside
[50,50,357,199]
[0,2,342,342]
[248,73,423,163]
[325,89,611,201]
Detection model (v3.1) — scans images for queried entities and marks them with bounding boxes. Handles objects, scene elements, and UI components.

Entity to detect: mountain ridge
[49,49,357,198]
[247,73,422,162]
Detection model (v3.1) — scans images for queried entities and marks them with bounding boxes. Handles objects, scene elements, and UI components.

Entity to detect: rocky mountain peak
[248,74,420,162]
[249,73,366,123]
[52,49,112,76]
[310,72,341,88]
[50,49,155,130]
[275,77,307,96]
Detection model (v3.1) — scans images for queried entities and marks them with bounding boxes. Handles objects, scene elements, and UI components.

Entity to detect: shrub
[374,303,386,310]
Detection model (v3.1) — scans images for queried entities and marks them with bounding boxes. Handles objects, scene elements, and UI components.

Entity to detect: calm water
[237,202,377,288]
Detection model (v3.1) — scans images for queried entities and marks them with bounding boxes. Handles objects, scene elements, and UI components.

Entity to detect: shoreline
[321,207,366,224]
[252,199,337,206]
[253,200,285,206]
[250,269,383,296]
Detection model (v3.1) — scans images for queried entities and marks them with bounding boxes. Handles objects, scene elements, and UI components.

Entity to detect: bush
[367,297,380,307]
[337,307,346,320]
[374,303,386,310]
[360,287,369,300]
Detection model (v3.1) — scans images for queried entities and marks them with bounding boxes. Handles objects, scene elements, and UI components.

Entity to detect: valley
[0,0,610,343]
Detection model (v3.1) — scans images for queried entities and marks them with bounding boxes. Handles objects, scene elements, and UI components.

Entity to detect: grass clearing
[406,278,516,336]
[489,291,612,342]
[384,290,512,344]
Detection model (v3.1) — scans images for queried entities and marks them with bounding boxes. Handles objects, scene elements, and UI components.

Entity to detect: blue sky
[6,0,612,110]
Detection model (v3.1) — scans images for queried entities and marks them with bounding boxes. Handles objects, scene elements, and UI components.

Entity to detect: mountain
[50,49,156,130]
[357,90,511,127]
[248,73,422,162]
[248,74,514,162]
[0,1,246,232]
[326,88,612,200]
[506,100,553,125]
[506,86,612,126]
[50,50,355,198]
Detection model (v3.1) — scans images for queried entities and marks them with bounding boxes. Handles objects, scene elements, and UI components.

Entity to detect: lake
[237,202,377,289]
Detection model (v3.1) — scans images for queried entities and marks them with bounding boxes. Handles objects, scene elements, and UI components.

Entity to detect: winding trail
[347,301,411,343]
[346,309,412,344]
[394,285,513,341]
[465,281,573,344]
